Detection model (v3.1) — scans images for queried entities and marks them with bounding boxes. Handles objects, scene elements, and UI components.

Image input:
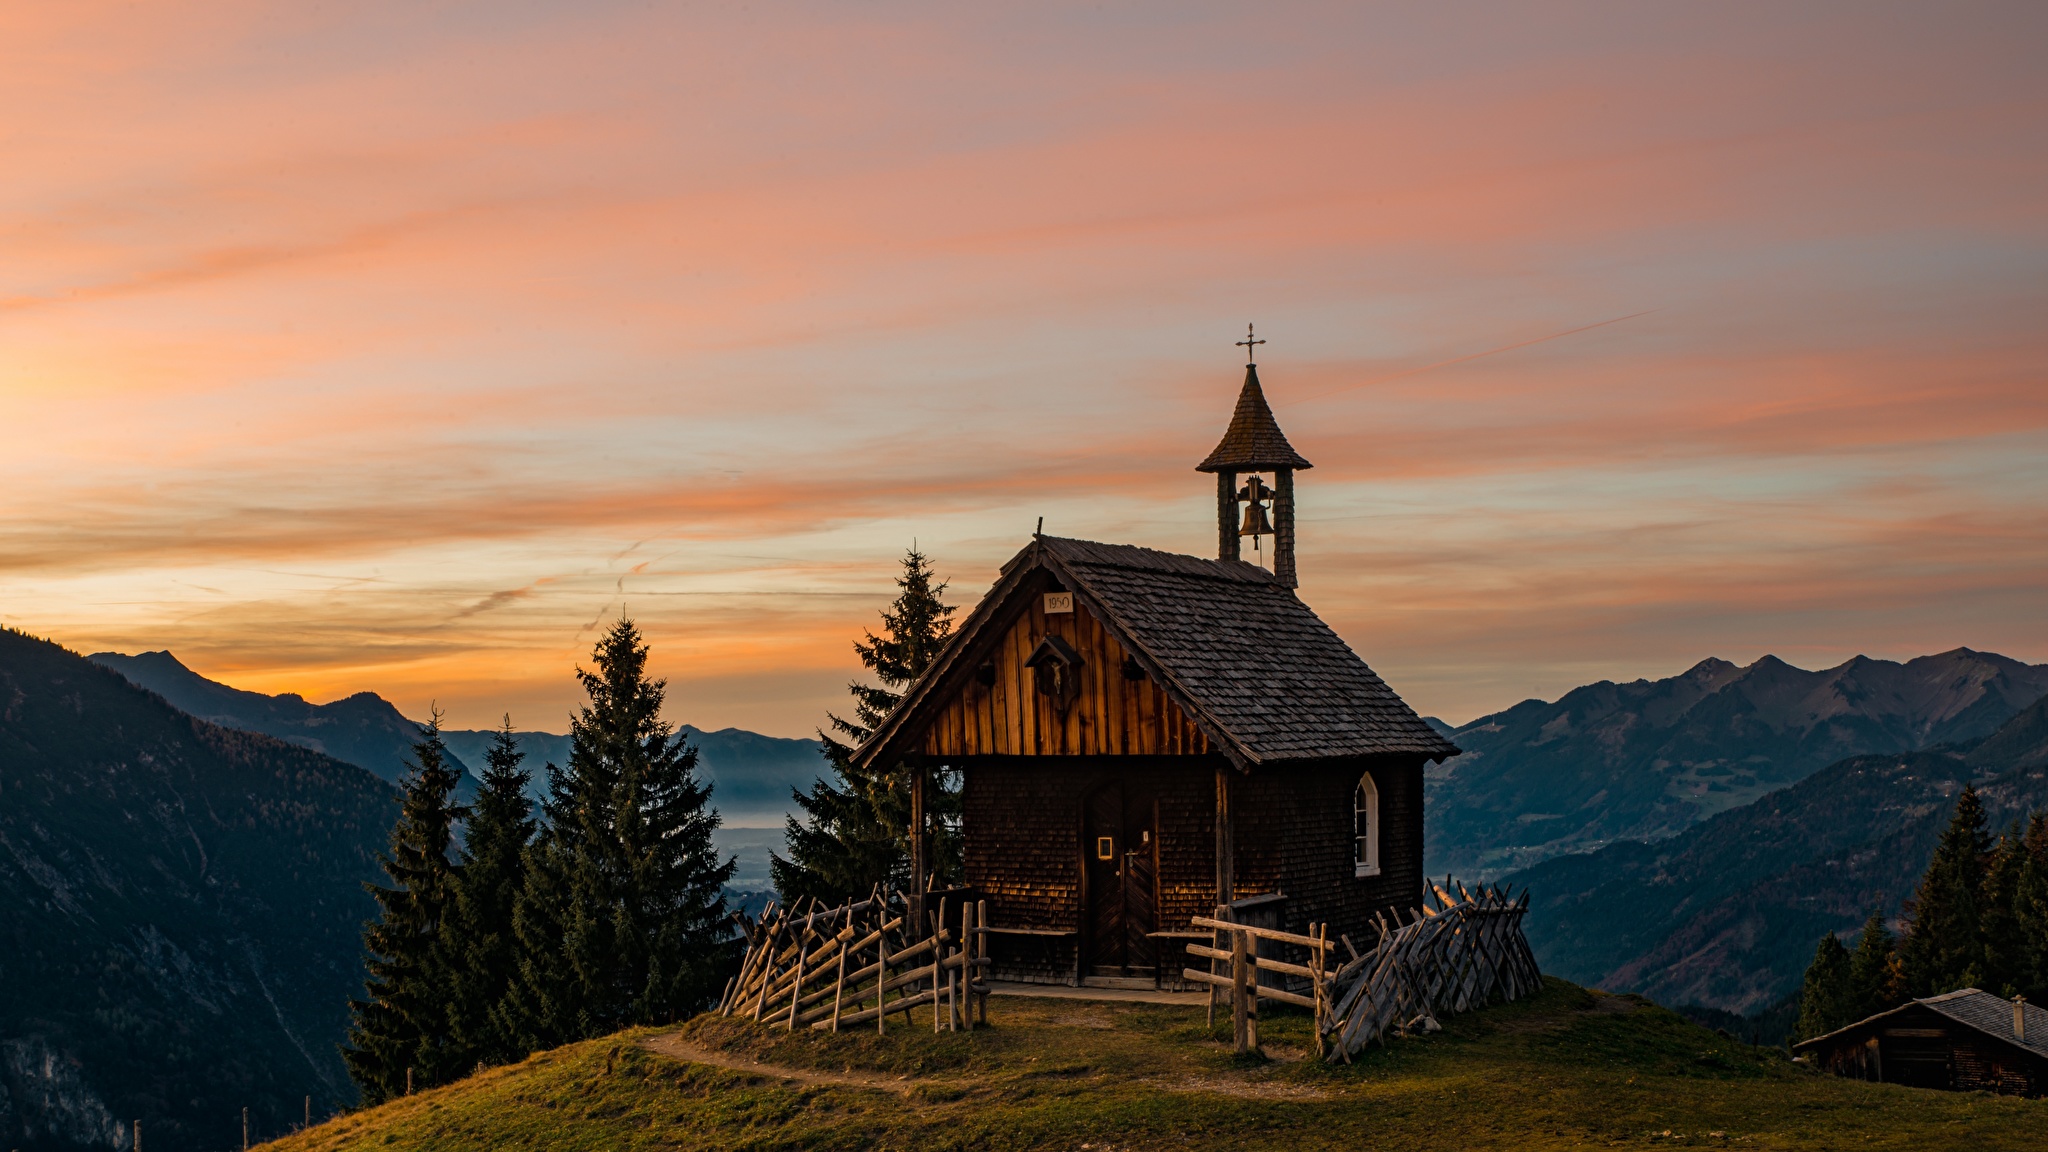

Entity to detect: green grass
[264,979,2044,1150]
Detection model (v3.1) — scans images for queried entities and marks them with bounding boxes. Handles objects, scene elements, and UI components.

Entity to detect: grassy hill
[259,980,2040,1151]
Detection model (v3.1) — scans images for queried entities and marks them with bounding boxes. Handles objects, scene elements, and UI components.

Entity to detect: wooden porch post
[1214,764,1234,905]
[909,763,928,923]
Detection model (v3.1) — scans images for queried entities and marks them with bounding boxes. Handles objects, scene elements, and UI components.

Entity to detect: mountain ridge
[1503,690,2048,1016]
[1430,647,2048,878]
[90,652,828,829]
[86,650,469,788]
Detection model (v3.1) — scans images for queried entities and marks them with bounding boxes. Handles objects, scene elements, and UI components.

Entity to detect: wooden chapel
[852,344,1459,987]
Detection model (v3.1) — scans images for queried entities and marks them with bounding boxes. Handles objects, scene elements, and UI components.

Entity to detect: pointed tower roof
[1195,363,1313,473]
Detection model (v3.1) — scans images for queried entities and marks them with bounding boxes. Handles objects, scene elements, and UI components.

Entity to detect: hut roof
[1794,989,2048,1058]
[1195,364,1313,473]
[853,535,1457,770]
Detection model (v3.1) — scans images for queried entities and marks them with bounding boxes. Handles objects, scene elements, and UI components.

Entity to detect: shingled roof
[855,535,1457,770]
[1195,364,1313,473]
[1796,989,2048,1059]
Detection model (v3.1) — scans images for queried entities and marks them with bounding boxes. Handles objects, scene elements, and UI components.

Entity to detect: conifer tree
[1981,822,2031,997]
[343,715,465,1102]
[441,719,534,1071]
[772,546,959,904]
[1796,933,1854,1040]
[2007,807,2048,1004]
[2017,814,2048,1002]
[1846,910,1897,1019]
[1895,785,1992,998]
[504,619,736,1048]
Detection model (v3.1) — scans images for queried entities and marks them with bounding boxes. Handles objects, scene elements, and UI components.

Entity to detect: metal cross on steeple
[1236,322,1265,365]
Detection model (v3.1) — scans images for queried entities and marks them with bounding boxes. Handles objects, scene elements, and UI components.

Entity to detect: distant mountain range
[2,629,394,1152]
[1429,648,2048,878]
[90,651,828,830]
[1504,690,2048,1018]
[88,650,470,788]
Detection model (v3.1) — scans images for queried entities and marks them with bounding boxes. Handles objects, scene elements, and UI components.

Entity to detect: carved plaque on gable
[1043,592,1073,613]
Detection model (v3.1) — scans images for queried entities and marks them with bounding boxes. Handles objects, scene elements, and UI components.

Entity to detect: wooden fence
[717,888,990,1033]
[1183,880,1540,1061]
[719,878,1535,1063]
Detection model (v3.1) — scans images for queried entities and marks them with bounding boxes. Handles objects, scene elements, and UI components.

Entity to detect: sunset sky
[4,2,2045,738]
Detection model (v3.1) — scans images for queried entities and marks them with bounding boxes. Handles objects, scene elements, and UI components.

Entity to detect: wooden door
[1121,789,1158,973]
[1084,785,1125,974]
[1083,780,1159,977]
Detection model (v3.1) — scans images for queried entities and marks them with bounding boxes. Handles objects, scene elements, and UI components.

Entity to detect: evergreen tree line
[343,618,737,1103]
[1796,786,2048,1041]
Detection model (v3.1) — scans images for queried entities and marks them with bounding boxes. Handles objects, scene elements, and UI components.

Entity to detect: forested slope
[1507,692,2048,1016]
[1,629,395,1152]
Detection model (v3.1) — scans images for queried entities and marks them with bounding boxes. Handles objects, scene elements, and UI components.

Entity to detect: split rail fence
[718,888,990,1033]
[719,878,1537,1064]
[1181,880,1541,1061]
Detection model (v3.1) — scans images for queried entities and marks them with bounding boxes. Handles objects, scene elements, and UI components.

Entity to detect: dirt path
[640,1033,917,1094]
[643,1032,1331,1104]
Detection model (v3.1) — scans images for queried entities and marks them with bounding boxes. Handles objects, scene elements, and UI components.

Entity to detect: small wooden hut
[1794,989,2048,1096]
[852,357,1458,987]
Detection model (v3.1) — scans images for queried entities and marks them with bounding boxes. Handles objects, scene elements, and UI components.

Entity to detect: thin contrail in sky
[1283,309,1659,407]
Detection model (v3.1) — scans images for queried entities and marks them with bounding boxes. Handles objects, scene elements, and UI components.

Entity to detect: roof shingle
[1195,365,1312,473]
[1794,988,2048,1058]
[857,535,1457,769]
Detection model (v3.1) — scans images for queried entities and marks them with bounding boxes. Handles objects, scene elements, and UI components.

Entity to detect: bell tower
[1196,325,1313,588]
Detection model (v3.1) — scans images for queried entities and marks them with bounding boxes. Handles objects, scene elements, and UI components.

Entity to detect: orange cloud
[4,2,2045,733]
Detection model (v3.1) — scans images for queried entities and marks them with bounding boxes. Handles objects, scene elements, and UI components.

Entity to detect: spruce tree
[1846,910,1896,1020]
[1981,822,2030,998]
[1796,933,1854,1040]
[1895,785,1992,997]
[343,714,465,1102]
[441,719,534,1071]
[504,619,736,1047]
[2017,813,2048,1001]
[772,546,959,904]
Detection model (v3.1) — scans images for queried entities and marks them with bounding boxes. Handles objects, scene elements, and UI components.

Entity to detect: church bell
[1237,475,1275,538]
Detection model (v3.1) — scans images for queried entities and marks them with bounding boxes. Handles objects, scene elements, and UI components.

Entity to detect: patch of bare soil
[641,1033,914,1094]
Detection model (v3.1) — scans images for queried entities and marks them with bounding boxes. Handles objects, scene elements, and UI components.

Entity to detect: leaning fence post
[876,919,889,1036]
[787,936,806,1032]
[830,938,848,1033]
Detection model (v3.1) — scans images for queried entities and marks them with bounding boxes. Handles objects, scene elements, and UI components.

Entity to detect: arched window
[1354,772,1380,878]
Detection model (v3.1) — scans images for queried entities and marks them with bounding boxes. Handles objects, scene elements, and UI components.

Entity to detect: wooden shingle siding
[1231,756,1425,942]
[965,759,1217,928]
[922,593,1210,758]
[963,754,1427,965]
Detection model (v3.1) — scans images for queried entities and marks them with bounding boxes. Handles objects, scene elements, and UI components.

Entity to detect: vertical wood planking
[914,594,1213,759]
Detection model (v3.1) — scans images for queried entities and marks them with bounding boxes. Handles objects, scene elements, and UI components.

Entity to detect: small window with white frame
[1354,772,1380,877]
